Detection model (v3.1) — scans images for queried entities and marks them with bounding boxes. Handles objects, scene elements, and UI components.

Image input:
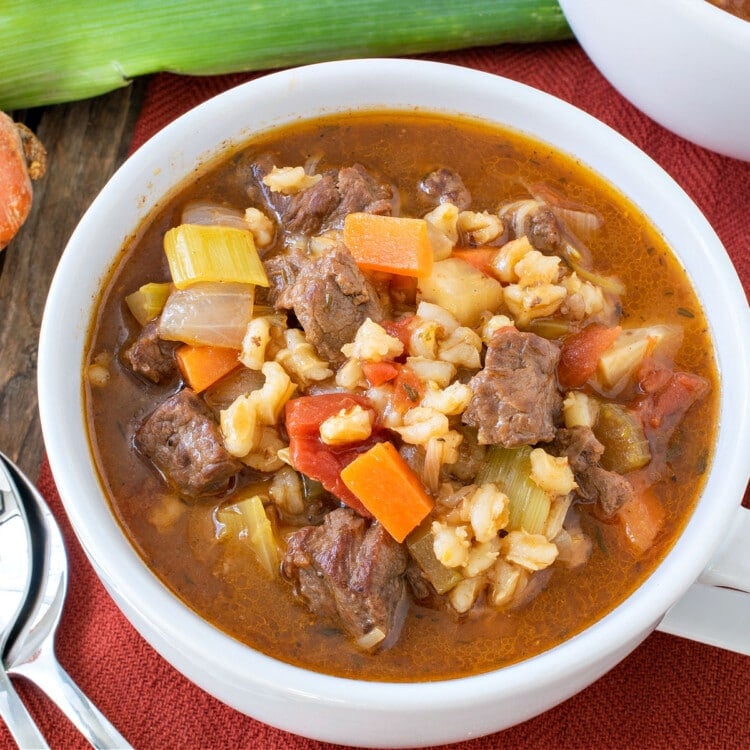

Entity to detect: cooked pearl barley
[263,165,322,194]
[437,326,482,369]
[341,317,404,362]
[504,529,559,571]
[431,521,471,568]
[529,448,577,497]
[464,484,509,543]
[319,405,373,446]
[243,206,274,248]
[240,316,271,370]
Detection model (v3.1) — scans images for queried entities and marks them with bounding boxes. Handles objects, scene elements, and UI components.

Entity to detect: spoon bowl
[0,452,131,750]
[0,456,49,749]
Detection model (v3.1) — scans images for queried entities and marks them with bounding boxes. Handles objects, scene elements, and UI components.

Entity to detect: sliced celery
[164,224,269,289]
[406,522,462,594]
[594,403,651,474]
[217,494,279,577]
[124,281,172,325]
[477,446,551,535]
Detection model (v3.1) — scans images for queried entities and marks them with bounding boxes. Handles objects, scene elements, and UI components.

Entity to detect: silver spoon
[0,456,50,749]
[0,453,132,750]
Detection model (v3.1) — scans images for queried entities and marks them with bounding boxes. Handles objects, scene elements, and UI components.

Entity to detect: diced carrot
[451,247,499,277]
[558,323,622,389]
[392,365,424,413]
[340,441,434,542]
[343,212,434,277]
[617,487,665,555]
[361,361,400,387]
[176,344,241,393]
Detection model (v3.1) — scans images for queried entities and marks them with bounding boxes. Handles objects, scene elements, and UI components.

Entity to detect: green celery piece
[595,403,651,474]
[477,445,550,535]
[0,0,571,110]
[406,522,462,594]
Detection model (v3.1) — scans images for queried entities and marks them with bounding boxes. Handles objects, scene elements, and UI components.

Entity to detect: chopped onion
[158,281,254,348]
[181,200,249,229]
[356,627,386,651]
[528,183,603,240]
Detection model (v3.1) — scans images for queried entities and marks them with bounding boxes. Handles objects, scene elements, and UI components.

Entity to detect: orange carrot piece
[451,247,499,277]
[176,344,240,393]
[558,323,622,389]
[361,361,400,387]
[340,441,434,542]
[343,212,433,277]
[617,487,665,555]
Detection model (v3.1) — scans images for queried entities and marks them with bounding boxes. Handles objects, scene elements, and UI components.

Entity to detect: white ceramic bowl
[559,0,750,161]
[38,59,750,748]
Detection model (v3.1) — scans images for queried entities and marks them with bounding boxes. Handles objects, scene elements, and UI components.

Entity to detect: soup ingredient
[0,112,45,250]
[343,213,434,277]
[595,402,651,474]
[135,388,242,497]
[164,224,268,288]
[477,446,551,534]
[616,488,665,555]
[557,323,622,388]
[418,257,504,326]
[175,344,240,393]
[124,282,172,326]
[462,327,561,446]
[340,441,434,542]
[158,281,254,348]
[282,507,408,649]
[218,495,279,577]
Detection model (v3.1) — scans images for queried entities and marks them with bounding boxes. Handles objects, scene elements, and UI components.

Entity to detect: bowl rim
[38,57,750,717]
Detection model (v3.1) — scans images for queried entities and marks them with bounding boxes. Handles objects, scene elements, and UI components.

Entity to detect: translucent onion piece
[528,183,603,240]
[158,281,254,348]
[181,200,249,230]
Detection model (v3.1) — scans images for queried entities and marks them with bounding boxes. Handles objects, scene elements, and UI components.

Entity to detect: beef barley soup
[84,111,718,682]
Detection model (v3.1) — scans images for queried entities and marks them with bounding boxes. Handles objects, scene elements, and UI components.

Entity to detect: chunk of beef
[462,328,562,446]
[330,163,393,222]
[283,172,341,235]
[262,247,307,306]
[274,245,384,365]
[524,205,562,253]
[550,426,634,517]
[123,319,179,384]
[252,157,392,236]
[420,168,472,210]
[281,508,408,647]
[135,388,241,497]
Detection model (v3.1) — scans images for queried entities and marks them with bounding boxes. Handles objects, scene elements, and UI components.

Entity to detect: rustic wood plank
[0,79,147,480]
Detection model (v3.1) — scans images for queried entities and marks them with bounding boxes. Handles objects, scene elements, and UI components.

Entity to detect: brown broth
[85,111,718,681]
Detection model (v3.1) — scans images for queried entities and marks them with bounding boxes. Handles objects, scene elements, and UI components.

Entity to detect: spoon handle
[0,668,50,749]
[9,656,131,750]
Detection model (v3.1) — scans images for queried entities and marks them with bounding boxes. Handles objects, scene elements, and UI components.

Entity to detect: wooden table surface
[0,80,147,481]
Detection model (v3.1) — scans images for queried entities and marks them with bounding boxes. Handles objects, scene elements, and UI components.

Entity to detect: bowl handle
[656,506,750,654]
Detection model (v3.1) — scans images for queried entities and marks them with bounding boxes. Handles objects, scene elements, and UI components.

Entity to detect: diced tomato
[382,315,417,353]
[451,247,499,277]
[285,393,373,439]
[392,365,424,413]
[361,360,400,387]
[557,323,622,389]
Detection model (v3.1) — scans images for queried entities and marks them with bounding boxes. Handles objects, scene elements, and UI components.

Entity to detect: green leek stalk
[0,0,571,110]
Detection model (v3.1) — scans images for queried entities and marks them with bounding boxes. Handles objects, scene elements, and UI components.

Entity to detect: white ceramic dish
[559,0,750,161]
[38,59,750,747]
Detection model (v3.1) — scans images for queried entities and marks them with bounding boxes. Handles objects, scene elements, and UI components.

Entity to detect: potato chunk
[418,258,504,326]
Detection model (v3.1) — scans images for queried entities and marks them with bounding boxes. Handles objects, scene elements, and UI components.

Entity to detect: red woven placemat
[5,41,749,750]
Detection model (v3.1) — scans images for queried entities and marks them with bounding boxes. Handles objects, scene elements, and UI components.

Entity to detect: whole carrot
[0,112,46,250]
